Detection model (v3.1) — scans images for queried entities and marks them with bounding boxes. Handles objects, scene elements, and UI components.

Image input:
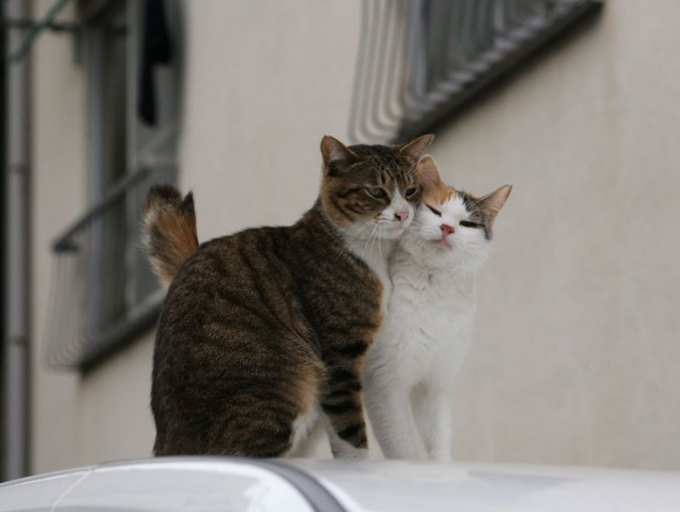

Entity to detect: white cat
[364,156,511,462]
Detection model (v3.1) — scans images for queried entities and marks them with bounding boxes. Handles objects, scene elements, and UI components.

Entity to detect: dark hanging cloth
[138,0,172,126]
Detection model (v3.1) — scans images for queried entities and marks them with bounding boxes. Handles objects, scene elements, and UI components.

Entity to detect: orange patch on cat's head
[423,182,457,207]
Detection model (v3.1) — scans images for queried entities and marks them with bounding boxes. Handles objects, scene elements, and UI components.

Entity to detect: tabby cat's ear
[320,135,362,171]
[395,134,435,161]
[415,155,441,190]
[479,185,512,223]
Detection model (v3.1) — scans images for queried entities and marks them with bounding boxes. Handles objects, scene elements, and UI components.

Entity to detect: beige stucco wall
[31,0,86,473]
[180,0,362,239]
[28,0,680,475]
[437,0,680,470]
[29,0,158,473]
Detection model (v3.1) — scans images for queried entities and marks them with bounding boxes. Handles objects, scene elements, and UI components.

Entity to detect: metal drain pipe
[3,0,31,481]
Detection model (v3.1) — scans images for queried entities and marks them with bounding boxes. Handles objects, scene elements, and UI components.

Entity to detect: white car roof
[1,457,679,512]
[288,459,680,512]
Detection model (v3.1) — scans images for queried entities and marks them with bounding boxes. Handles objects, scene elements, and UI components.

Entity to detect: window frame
[47,0,182,370]
[348,0,603,144]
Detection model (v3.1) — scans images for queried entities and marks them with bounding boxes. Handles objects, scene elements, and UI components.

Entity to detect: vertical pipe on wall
[3,0,31,481]
[0,0,8,484]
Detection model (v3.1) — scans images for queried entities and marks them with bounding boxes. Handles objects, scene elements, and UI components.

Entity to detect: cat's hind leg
[209,354,324,458]
[286,363,323,456]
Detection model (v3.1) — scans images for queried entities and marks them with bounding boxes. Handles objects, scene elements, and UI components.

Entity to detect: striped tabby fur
[143,134,434,458]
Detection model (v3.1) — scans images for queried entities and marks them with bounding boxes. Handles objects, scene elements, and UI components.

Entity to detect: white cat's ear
[415,155,441,190]
[479,185,512,222]
[395,134,434,161]
[320,135,362,170]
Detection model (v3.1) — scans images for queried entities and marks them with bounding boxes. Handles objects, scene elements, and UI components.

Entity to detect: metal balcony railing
[348,0,602,144]
[46,165,174,370]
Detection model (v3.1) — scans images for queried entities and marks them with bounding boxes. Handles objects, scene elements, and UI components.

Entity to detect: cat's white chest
[374,253,477,384]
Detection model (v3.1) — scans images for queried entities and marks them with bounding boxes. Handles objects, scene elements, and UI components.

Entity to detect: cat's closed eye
[426,204,441,216]
[367,187,387,199]
[460,220,482,228]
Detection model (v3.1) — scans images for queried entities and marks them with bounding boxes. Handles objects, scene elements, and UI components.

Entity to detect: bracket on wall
[4,0,82,65]
[3,19,79,32]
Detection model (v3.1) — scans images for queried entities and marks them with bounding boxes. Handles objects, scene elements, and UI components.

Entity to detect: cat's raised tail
[142,184,199,288]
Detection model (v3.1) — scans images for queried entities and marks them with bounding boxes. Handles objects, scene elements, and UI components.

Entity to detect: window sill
[78,289,165,373]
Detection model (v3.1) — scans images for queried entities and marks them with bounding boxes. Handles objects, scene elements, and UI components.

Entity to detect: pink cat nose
[394,210,409,223]
[440,224,454,236]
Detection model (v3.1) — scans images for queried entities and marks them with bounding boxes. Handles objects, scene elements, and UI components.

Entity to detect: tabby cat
[142,134,434,458]
[364,156,511,461]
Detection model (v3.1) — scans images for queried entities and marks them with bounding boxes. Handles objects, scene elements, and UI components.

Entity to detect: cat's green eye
[367,187,387,199]
[404,187,418,197]
[460,220,482,228]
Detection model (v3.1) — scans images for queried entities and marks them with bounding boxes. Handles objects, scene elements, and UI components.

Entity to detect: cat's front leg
[321,365,369,460]
[321,414,367,460]
[364,368,420,460]
[412,383,453,462]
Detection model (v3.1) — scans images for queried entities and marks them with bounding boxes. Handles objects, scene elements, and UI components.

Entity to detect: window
[349,0,602,143]
[47,0,183,369]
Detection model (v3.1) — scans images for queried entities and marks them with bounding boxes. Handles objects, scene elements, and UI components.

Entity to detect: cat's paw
[333,445,368,461]
[329,436,368,461]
